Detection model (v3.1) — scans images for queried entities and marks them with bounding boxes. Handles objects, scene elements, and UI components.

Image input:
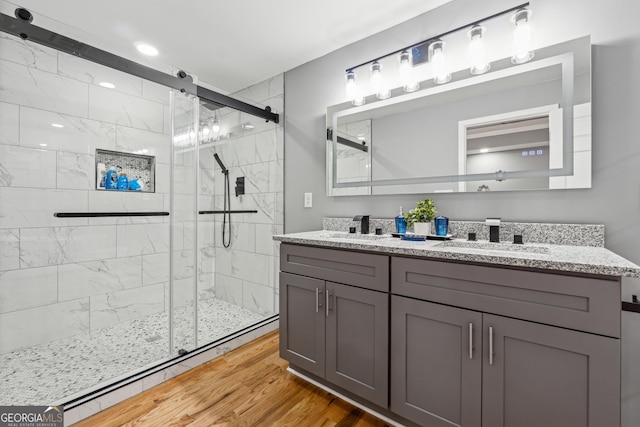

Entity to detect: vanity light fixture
[398,50,419,92]
[343,2,532,103]
[511,8,534,64]
[345,70,365,106]
[467,25,490,74]
[430,40,451,84]
[370,61,391,99]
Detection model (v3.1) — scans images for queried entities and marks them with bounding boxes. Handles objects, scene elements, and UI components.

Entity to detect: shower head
[213,153,228,175]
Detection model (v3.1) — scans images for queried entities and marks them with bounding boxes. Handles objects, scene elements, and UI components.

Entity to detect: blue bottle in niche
[434,216,449,236]
[105,166,118,190]
[395,206,407,234]
[117,173,129,191]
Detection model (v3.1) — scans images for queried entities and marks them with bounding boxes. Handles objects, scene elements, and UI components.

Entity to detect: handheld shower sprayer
[213,153,228,175]
[213,152,231,248]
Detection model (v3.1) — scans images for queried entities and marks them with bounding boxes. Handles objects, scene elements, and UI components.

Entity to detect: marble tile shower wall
[199,74,284,318]
[0,32,178,353]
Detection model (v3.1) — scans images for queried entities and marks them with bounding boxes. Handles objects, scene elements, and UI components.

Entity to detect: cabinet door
[483,314,620,427]
[325,282,389,408]
[279,272,325,377]
[390,296,482,427]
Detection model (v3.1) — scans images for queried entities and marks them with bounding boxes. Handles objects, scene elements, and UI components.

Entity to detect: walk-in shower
[0,1,283,411]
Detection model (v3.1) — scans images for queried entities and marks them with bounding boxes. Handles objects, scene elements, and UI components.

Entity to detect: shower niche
[95,149,156,193]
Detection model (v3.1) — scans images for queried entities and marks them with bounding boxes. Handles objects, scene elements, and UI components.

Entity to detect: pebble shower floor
[0,298,265,405]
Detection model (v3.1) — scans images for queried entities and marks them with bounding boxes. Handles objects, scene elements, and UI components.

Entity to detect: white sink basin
[434,240,550,255]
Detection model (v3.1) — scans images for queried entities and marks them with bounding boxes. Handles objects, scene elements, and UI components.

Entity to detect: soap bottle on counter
[395,206,407,234]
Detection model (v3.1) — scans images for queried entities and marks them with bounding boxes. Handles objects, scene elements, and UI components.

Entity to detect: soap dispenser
[395,206,407,234]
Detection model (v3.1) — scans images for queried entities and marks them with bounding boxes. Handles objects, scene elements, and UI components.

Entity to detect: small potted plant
[404,198,437,235]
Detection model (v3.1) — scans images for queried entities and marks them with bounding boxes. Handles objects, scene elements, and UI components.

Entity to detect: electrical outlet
[304,192,312,208]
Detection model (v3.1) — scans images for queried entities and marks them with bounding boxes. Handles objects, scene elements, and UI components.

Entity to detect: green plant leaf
[404,198,437,228]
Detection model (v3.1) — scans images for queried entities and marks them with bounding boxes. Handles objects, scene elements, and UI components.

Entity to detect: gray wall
[284,0,640,424]
[284,0,640,260]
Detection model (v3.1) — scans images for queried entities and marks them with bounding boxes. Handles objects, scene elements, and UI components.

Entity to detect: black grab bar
[54,212,170,218]
[199,210,258,215]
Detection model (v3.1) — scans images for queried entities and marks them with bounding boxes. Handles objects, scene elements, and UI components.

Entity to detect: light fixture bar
[345,2,529,73]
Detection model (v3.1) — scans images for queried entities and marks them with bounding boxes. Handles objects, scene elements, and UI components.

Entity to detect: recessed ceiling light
[51,123,64,128]
[135,43,158,56]
[243,123,255,130]
[99,82,115,89]
[357,134,366,140]
[39,143,47,147]
[480,148,489,153]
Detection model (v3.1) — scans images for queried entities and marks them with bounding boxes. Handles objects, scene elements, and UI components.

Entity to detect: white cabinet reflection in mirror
[326,36,591,196]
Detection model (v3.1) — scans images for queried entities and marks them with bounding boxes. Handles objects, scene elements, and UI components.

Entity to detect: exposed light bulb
[398,50,419,92]
[430,40,451,84]
[370,61,390,99]
[511,9,534,64]
[211,118,220,134]
[345,70,365,106]
[202,126,210,137]
[467,25,490,75]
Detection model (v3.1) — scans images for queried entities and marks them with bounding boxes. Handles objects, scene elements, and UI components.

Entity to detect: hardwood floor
[74,331,389,426]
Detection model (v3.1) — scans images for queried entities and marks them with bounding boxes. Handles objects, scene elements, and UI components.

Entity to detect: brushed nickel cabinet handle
[326,290,330,317]
[489,326,494,365]
[469,323,474,359]
[315,287,319,313]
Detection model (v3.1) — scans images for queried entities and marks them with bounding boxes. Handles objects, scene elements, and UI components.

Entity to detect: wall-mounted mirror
[326,36,591,196]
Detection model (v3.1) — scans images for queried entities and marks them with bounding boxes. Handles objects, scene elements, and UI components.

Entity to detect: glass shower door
[170,90,199,355]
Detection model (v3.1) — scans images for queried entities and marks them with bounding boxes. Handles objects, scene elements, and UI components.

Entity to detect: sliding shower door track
[0,10,279,123]
[60,315,279,411]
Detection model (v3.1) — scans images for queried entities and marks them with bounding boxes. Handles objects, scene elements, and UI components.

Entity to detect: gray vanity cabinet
[391,296,620,427]
[482,314,620,427]
[391,257,621,427]
[279,244,390,408]
[391,296,482,427]
[279,272,325,377]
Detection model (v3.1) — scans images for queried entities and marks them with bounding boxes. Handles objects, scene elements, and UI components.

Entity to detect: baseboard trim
[286,367,404,427]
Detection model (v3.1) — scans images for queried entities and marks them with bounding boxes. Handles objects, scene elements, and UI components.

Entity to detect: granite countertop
[274,230,640,278]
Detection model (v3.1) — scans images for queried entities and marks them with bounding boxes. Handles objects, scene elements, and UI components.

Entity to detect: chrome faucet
[486,218,501,242]
[353,215,370,235]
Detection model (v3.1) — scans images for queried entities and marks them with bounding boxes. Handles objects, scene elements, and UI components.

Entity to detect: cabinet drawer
[281,244,389,292]
[392,257,620,337]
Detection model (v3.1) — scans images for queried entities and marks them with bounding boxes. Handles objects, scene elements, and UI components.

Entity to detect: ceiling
[5,0,450,93]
